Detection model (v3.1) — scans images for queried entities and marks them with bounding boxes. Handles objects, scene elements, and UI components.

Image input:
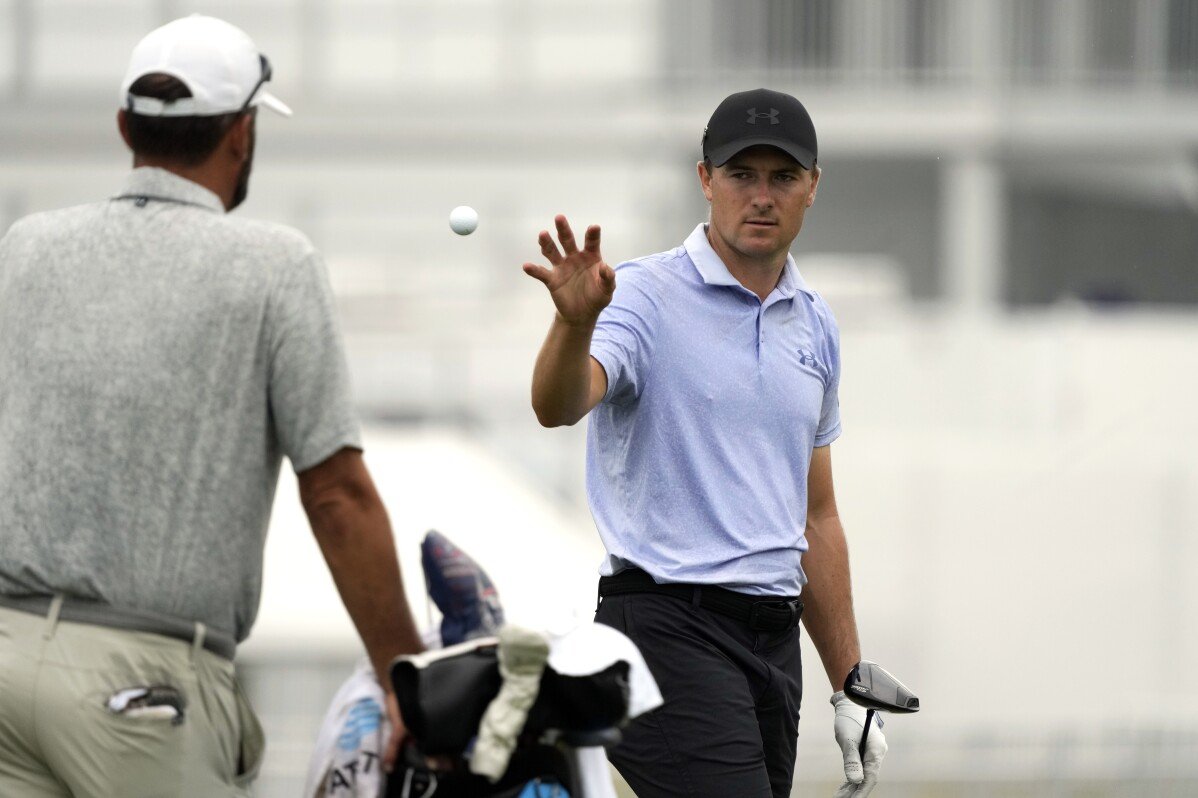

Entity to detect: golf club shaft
[858,708,874,760]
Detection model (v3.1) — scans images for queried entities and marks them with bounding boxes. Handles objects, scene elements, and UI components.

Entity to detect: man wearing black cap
[524,88,886,797]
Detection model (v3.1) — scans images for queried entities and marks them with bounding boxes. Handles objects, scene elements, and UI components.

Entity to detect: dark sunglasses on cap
[238,54,272,115]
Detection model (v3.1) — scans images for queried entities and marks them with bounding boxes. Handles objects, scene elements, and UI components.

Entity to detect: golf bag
[387,635,631,798]
[307,529,660,797]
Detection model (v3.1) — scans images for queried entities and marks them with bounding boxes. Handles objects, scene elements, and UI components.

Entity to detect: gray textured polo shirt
[0,168,361,641]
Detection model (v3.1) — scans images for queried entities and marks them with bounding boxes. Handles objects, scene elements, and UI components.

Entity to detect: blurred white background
[3,1,1198,795]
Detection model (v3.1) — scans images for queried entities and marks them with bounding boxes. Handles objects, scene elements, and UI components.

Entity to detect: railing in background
[662,0,1198,90]
[3,0,1197,104]
[0,0,654,102]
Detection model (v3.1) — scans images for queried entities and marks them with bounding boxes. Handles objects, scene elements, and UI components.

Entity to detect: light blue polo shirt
[587,223,842,597]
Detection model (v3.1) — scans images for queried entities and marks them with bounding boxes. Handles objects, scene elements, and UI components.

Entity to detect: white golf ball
[449,205,478,236]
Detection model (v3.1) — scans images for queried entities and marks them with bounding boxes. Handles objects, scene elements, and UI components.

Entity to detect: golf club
[843,660,920,759]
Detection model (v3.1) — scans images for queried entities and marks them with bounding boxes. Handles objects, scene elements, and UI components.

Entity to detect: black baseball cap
[702,88,817,170]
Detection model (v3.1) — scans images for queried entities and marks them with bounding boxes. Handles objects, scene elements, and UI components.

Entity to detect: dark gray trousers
[595,591,803,798]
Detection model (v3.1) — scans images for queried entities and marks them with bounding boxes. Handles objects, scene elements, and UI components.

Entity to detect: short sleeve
[267,250,362,471]
[814,303,842,447]
[589,262,660,406]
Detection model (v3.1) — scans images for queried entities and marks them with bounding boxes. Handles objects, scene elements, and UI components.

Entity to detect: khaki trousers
[0,603,264,797]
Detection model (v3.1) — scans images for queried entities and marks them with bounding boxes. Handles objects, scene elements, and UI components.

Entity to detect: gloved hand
[831,691,887,797]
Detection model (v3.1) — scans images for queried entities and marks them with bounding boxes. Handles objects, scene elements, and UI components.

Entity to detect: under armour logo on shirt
[796,349,817,367]
[746,108,780,125]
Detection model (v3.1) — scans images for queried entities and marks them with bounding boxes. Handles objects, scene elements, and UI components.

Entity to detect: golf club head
[843,660,920,714]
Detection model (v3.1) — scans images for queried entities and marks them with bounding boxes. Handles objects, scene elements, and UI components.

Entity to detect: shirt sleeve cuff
[290,426,364,473]
[588,343,621,405]
[813,422,842,448]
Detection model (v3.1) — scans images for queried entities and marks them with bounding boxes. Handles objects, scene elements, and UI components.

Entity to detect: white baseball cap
[120,14,292,118]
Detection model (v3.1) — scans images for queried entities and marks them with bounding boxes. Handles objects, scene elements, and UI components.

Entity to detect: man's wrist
[553,311,599,331]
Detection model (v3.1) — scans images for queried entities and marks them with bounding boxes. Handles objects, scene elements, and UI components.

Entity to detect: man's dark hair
[124,74,243,166]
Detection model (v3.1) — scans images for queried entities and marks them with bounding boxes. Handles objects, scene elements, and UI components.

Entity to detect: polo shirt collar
[116,167,225,214]
[683,223,812,300]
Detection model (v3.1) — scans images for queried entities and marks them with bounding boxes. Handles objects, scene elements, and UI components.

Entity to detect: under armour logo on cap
[746,107,780,125]
[704,88,817,169]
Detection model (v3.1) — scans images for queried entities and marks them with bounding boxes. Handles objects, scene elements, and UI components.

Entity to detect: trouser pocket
[232,676,265,787]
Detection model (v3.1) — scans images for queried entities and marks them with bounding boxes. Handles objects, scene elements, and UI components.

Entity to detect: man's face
[699,145,820,265]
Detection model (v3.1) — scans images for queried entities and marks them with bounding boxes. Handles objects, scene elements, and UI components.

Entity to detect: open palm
[522,214,616,325]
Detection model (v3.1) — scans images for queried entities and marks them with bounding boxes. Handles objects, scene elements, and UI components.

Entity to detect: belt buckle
[748,601,779,631]
[749,600,799,632]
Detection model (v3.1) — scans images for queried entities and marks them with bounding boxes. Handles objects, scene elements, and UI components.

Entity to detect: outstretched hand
[522,214,616,326]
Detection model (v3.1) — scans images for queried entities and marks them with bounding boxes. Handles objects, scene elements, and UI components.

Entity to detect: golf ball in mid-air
[449,205,478,235]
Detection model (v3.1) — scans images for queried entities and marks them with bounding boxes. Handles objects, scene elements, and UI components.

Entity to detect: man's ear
[117,110,133,151]
[806,165,821,208]
[697,160,714,202]
[226,114,255,163]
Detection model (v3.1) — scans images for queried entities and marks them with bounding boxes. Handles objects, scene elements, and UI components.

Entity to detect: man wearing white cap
[0,15,423,796]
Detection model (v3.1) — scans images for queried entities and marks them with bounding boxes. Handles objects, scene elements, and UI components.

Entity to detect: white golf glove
[831,691,887,797]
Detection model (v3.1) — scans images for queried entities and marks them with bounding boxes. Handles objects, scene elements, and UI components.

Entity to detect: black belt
[598,568,803,633]
[0,594,236,661]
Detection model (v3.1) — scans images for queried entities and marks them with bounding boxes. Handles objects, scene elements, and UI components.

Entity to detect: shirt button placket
[757,307,765,359]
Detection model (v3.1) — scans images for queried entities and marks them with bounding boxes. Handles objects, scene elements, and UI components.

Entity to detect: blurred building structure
[3,1,1198,795]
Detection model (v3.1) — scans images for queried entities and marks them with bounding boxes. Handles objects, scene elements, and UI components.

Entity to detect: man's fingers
[583,224,602,255]
[863,734,888,768]
[555,214,578,255]
[523,262,553,285]
[538,230,564,265]
[424,754,454,770]
[382,691,406,774]
[382,726,402,774]
[833,780,858,798]
[854,771,880,798]
[598,262,616,294]
[839,735,864,784]
[854,735,884,796]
